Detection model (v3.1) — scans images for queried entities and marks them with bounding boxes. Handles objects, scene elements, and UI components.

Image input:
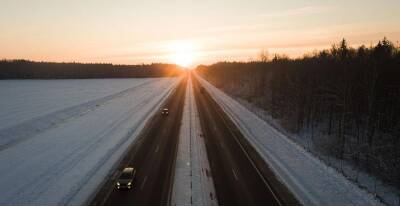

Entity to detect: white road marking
[155,145,160,153]
[232,169,239,181]
[140,176,148,190]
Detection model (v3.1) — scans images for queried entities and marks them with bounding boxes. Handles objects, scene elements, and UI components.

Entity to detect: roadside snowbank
[195,73,382,206]
[172,77,217,206]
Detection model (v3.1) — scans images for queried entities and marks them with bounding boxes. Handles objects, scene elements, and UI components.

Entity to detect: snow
[195,73,383,206]
[0,78,179,206]
[235,98,400,206]
[0,79,157,148]
[0,79,153,130]
[171,77,217,206]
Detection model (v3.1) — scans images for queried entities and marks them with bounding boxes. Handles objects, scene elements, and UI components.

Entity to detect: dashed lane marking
[232,169,239,181]
[140,176,148,190]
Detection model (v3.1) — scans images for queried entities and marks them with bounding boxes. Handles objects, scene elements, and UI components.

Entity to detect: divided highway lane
[90,76,187,206]
[192,75,287,206]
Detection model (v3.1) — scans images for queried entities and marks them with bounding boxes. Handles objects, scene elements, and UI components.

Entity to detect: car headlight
[116,182,120,186]
[127,182,131,186]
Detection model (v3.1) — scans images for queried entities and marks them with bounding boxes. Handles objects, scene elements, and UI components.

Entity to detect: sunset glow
[0,0,399,65]
[167,40,198,68]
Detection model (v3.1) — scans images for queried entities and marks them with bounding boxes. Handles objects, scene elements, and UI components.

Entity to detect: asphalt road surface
[89,73,299,206]
[90,76,187,206]
[192,75,298,206]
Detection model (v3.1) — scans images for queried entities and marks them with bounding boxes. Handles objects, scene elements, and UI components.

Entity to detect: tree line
[0,60,183,79]
[196,38,400,197]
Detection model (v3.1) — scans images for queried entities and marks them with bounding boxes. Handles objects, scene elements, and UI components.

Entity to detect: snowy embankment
[172,77,217,206]
[0,78,179,206]
[195,73,382,206]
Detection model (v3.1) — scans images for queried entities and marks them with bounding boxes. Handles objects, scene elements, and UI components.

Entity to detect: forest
[0,60,183,79]
[196,38,400,200]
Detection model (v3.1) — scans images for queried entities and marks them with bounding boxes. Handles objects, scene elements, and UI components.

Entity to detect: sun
[172,52,193,68]
[167,40,197,68]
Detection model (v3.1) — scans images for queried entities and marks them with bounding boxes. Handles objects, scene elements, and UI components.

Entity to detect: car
[116,167,136,190]
[161,108,169,116]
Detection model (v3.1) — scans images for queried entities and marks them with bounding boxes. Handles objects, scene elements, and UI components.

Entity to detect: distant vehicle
[116,167,136,190]
[161,108,169,116]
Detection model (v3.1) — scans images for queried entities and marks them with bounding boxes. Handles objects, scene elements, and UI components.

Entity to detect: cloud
[260,6,335,18]
[197,6,335,34]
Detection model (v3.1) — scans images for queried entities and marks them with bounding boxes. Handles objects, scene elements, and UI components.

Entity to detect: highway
[90,76,187,206]
[192,76,293,206]
[89,73,298,206]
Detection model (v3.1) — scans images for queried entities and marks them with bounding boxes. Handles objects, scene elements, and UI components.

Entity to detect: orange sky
[1,0,400,67]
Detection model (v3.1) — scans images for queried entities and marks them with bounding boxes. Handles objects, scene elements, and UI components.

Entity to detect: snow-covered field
[195,73,383,206]
[0,78,179,206]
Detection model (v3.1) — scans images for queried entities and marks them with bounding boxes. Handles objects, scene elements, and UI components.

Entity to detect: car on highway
[161,108,169,116]
[116,167,136,190]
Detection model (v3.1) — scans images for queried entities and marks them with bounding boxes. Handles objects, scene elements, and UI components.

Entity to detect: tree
[259,49,269,62]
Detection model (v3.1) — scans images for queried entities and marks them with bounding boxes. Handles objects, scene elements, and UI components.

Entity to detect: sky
[1,0,400,67]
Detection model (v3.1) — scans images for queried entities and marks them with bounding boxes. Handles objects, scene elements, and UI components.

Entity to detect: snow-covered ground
[172,77,217,206]
[0,79,157,148]
[195,73,383,206]
[235,98,400,206]
[0,79,154,130]
[0,78,179,206]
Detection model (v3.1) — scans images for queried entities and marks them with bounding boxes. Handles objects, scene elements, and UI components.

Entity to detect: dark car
[161,108,169,116]
[116,167,136,190]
